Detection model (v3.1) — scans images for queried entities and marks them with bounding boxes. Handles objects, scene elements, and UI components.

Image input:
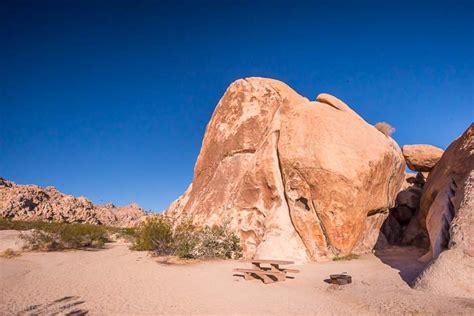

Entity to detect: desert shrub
[114,227,137,242]
[0,218,51,231]
[119,227,137,237]
[20,222,109,251]
[21,230,63,251]
[131,217,242,259]
[191,224,242,259]
[131,217,173,253]
[0,248,21,258]
[170,220,242,259]
[57,224,108,249]
[172,220,200,258]
[374,122,395,136]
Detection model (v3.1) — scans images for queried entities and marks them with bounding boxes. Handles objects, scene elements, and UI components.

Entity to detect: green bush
[57,224,108,249]
[190,224,242,259]
[172,220,199,258]
[0,218,51,231]
[18,222,109,251]
[21,230,63,251]
[131,217,242,259]
[131,217,173,253]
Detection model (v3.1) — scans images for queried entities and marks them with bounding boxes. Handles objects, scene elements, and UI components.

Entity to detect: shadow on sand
[17,296,88,315]
[374,245,428,285]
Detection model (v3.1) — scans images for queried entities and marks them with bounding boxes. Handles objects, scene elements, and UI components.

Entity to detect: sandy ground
[1,231,473,315]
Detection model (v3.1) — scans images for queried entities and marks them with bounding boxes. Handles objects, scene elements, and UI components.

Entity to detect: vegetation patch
[333,253,360,261]
[0,218,54,231]
[0,248,21,259]
[20,222,110,251]
[0,217,242,259]
[131,217,242,259]
[0,218,111,251]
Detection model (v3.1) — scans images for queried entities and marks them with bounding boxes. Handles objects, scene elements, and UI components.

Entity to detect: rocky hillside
[166,77,406,262]
[0,178,145,227]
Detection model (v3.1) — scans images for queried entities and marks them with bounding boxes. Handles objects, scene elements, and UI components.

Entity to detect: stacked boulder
[402,144,444,173]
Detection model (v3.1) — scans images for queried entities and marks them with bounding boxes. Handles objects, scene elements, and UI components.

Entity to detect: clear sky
[1,0,473,212]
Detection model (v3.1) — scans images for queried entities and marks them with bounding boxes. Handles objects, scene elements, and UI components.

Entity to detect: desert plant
[172,219,199,258]
[19,222,109,251]
[0,218,51,231]
[57,224,108,249]
[191,224,242,259]
[21,230,63,251]
[130,217,242,260]
[374,122,395,136]
[0,248,21,258]
[131,217,173,253]
[170,220,242,259]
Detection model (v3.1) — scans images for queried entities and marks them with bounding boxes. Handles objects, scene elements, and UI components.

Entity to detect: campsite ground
[1,231,473,315]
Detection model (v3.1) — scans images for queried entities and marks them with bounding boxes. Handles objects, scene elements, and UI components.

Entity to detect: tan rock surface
[402,144,444,172]
[419,124,473,261]
[414,124,473,298]
[166,77,405,262]
[0,178,145,227]
[416,172,474,299]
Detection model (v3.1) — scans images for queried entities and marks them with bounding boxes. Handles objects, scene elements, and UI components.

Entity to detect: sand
[1,231,473,315]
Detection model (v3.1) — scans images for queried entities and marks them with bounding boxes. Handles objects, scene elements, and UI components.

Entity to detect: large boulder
[0,178,145,227]
[414,124,473,299]
[166,77,405,262]
[418,124,473,261]
[402,144,444,172]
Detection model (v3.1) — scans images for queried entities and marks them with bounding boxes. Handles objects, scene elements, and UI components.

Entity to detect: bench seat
[280,268,300,273]
[234,268,286,283]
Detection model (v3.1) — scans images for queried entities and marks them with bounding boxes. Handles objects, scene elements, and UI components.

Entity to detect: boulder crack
[291,167,333,252]
[273,129,312,259]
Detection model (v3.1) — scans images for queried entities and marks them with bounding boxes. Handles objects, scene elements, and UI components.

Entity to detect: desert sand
[1,233,472,315]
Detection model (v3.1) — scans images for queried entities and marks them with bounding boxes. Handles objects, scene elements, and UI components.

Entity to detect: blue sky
[1,0,473,212]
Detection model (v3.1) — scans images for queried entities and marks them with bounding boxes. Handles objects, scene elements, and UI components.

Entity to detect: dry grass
[374,122,395,136]
[0,248,21,259]
[333,253,360,261]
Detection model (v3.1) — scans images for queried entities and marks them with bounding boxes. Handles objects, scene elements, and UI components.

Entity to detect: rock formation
[402,144,444,172]
[418,124,473,261]
[379,172,429,248]
[0,178,145,227]
[413,124,473,298]
[166,77,405,262]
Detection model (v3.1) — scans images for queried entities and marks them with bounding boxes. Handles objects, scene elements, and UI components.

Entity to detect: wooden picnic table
[235,259,299,284]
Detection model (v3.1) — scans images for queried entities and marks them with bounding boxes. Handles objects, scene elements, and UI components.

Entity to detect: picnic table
[234,259,300,284]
